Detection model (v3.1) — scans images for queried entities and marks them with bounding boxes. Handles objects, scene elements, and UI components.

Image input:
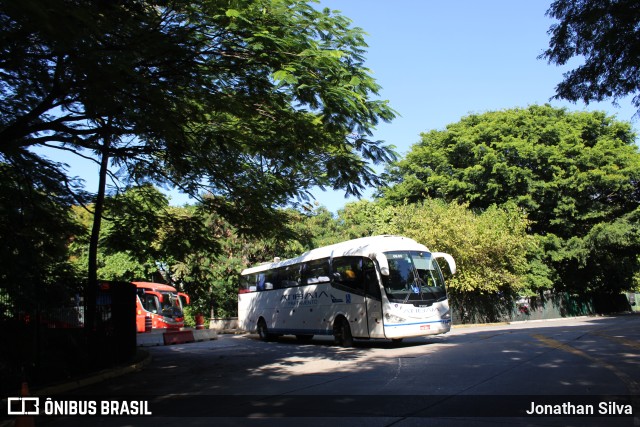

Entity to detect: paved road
[33,315,640,426]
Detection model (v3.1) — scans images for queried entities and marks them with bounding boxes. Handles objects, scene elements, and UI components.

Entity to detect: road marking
[532,333,640,395]
[590,331,640,351]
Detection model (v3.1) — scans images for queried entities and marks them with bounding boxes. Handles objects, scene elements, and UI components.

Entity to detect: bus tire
[333,317,354,347]
[257,318,275,342]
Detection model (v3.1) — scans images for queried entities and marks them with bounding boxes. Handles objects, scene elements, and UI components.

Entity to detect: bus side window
[332,256,365,296]
[363,257,381,300]
[240,274,256,293]
[142,294,158,313]
[279,265,300,288]
[256,273,266,291]
[262,270,277,290]
[301,258,331,284]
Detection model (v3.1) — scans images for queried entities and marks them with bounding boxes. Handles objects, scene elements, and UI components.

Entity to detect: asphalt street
[9,314,640,426]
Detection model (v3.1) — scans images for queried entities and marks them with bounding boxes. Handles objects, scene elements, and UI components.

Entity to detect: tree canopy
[381,105,640,294]
[0,0,397,329]
[0,158,81,314]
[0,0,396,227]
[541,0,640,114]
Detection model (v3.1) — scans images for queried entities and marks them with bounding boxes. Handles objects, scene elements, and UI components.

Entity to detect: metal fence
[450,291,634,325]
[0,282,136,397]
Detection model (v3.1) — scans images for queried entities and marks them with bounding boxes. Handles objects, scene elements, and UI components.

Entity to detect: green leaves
[272,68,299,86]
[381,105,640,294]
[1,0,396,236]
[542,0,640,113]
[0,157,83,310]
[1,0,398,306]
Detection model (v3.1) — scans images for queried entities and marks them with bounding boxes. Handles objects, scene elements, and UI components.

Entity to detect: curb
[507,315,592,325]
[452,315,599,329]
[193,329,219,341]
[136,328,218,346]
[452,322,510,329]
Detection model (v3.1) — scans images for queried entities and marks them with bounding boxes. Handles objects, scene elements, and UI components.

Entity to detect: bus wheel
[333,317,354,347]
[257,318,274,342]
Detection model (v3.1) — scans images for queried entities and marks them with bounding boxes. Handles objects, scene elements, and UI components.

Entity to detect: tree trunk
[85,136,111,333]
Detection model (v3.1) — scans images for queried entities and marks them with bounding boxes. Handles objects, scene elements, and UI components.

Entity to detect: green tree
[332,199,539,322]
[0,158,82,316]
[170,205,309,319]
[1,0,396,327]
[70,187,318,319]
[70,186,219,283]
[541,0,640,113]
[285,206,342,249]
[1,0,396,213]
[382,105,640,294]
[337,199,395,239]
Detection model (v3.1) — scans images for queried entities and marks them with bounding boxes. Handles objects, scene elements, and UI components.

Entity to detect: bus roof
[132,281,178,292]
[241,235,430,275]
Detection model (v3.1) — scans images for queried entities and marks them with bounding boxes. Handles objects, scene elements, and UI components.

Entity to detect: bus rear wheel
[333,317,354,347]
[257,318,275,342]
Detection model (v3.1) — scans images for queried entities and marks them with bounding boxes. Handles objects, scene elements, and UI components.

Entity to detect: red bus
[134,281,190,332]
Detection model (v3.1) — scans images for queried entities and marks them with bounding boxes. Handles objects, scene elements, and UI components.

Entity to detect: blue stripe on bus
[384,319,451,328]
[267,320,450,335]
[269,328,333,336]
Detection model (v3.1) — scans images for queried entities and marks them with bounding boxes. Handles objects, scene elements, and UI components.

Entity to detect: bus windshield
[160,292,183,318]
[382,251,447,305]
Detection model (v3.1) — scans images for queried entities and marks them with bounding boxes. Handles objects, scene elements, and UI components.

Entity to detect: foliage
[168,205,349,318]
[97,252,148,283]
[569,208,640,293]
[1,1,396,326]
[338,199,538,293]
[0,0,396,232]
[70,187,320,318]
[541,0,640,114]
[381,105,640,294]
[334,199,541,322]
[0,158,83,314]
[69,186,217,283]
[337,200,395,239]
[285,206,342,249]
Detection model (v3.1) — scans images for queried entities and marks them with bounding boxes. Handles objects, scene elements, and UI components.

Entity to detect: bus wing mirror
[432,252,456,275]
[178,292,190,305]
[371,252,390,276]
[146,290,164,303]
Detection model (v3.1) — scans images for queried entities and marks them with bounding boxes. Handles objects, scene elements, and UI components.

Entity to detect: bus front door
[364,258,385,338]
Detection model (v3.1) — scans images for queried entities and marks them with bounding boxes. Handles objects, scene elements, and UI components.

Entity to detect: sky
[40,0,639,213]
[308,0,639,212]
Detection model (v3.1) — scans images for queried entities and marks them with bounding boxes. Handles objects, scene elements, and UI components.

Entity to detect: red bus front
[133,282,190,332]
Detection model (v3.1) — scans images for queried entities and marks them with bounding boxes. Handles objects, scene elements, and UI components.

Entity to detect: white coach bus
[238,235,456,346]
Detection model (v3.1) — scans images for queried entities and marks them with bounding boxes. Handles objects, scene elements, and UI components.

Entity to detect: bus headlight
[384,313,406,323]
[442,310,451,319]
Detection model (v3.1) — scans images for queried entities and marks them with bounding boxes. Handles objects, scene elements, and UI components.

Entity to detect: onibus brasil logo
[7,396,152,416]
